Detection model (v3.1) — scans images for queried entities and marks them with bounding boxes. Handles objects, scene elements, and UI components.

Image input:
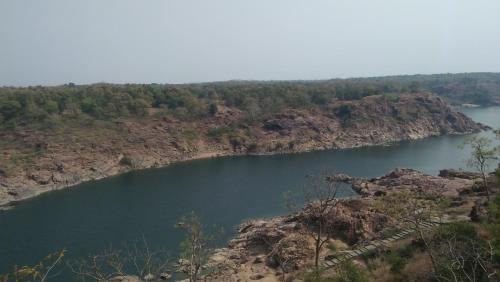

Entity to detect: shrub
[336,104,352,119]
[431,222,495,281]
[0,99,22,120]
[380,227,400,239]
[488,196,500,262]
[383,93,400,102]
[326,242,337,252]
[360,249,377,260]
[208,103,218,116]
[207,125,237,140]
[383,252,407,273]
[311,92,330,105]
[80,97,97,114]
[44,100,59,114]
[332,261,368,282]
[119,155,133,167]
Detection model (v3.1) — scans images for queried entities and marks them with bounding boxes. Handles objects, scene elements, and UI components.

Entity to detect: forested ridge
[1,72,499,131]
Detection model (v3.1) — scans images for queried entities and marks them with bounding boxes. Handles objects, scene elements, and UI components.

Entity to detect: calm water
[0,107,499,279]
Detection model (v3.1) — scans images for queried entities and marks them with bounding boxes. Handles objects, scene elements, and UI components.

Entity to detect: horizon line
[1,71,499,88]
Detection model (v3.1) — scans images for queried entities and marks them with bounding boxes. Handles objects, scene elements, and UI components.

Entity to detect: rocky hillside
[0,93,487,207]
[203,168,490,281]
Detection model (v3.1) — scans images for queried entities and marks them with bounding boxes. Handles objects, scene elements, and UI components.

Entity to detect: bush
[44,100,59,114]
[384,252,407,273]
[119,156,133,167]
[332,261,368,282]
[301,261,368,282]
[0,99,22,120]
[360,249,377,260]
[488,196,500,263]
[383,93,400,102]
[207,125,237,140]
[311,92,330,105]
[380,227,401,239]
[431,222,494,281]
[336,104,352,119]
[300,267,334,282]
[80,97,97,114]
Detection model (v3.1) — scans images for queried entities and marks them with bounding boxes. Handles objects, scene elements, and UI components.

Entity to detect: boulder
[249,273,265,280]
[109,276,141,282]
[439,169,481,180]
[327,173,353,183]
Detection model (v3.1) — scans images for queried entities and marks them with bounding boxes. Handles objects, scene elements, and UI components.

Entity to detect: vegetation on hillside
[1,75,500,281]
[1,73,499,132]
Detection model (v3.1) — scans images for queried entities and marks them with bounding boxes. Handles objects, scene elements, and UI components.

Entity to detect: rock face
[0,93,487,207]
[348,168,477,198]
[205,198,392,280]
[438,169,483,180]
[254,93,487,153]
[208,167,483,281]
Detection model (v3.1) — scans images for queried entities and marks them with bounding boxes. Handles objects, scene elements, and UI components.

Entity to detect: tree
[44,100,59,114]
[430,222,496,282]
[301,174,342,272]
[264,234,311,282]
[335,104,352,119]
[69,238,170,282]
[1,249,66,282]
[208,103,218,116]
[80,97,97,115]
[0,99,22,120]
[408,81,421,93]
[463,135,498,201]
[375,190,446,277]
[176,212,215,282]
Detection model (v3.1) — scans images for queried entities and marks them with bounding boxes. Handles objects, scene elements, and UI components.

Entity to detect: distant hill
[0,92,487,207]
[1,72,499,133]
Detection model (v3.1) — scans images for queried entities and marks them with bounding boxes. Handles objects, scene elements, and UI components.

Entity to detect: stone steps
[322,220,445,268]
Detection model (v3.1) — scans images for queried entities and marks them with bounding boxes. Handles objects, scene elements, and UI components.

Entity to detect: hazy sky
[1,0,500,86]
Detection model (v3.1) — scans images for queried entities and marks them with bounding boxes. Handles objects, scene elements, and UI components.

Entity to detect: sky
[1,0,500,86]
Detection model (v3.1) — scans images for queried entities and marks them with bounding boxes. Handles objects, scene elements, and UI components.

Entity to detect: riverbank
[0,93,488,209]
[203,168,497,281]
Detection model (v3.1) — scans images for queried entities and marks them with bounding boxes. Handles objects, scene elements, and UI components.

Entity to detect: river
[0,106,499,280]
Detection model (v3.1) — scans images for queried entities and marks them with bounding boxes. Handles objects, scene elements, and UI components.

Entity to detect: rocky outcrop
[438,169,483,180]
[205,198,392,280]
[256,93,487,152]
[347,168,478,198]
[209,167,483,280]
[0,93,487,208]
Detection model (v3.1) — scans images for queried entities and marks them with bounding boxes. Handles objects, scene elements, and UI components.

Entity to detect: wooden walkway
[322,220,441,268]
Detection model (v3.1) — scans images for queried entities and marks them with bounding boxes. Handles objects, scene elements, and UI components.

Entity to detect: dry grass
[400,252,433,282]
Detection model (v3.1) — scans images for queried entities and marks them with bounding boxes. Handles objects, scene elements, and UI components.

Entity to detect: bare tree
[176,212,215,282]
[1,249,66,282]
[463,135,498,202]
[261,234,310,282]
[376,190,446,276]
[301,174,342,271]
[69,238,170,282]
[430,223,497,282]
[377,188,498,282]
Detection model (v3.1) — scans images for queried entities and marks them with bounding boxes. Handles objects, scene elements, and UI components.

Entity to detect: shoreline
[204,168,489,281]
[0,130,480,211]
[1,93,490,210]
